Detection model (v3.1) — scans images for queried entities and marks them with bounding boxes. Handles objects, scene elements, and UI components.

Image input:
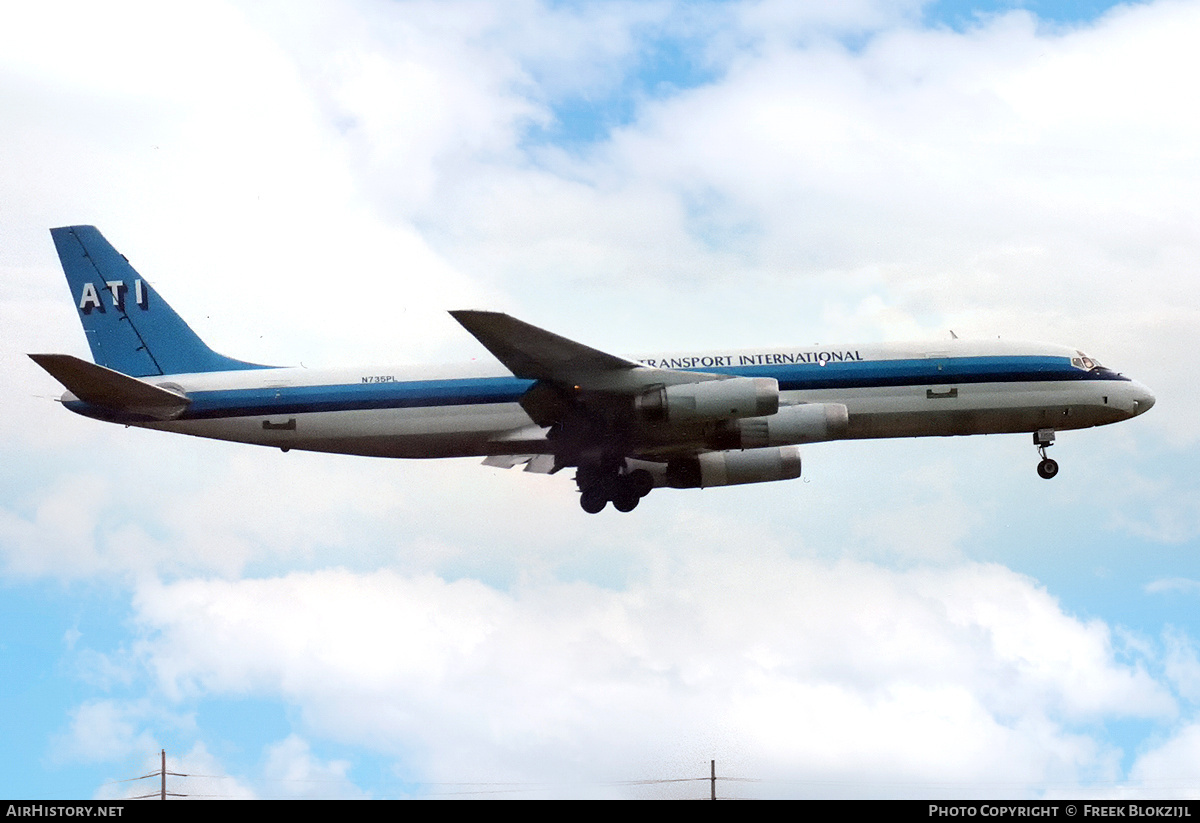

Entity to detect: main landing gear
[1034,429,1058,479]
[578,465,654,514]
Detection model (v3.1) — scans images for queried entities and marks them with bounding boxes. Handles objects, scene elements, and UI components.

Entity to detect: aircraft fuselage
[62,338,1153,460]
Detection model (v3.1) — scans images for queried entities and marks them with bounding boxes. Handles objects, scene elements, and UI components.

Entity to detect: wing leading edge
[449,310,732,392]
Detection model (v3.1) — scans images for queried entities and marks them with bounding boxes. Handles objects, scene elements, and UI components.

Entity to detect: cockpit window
[1071,351,1102,370]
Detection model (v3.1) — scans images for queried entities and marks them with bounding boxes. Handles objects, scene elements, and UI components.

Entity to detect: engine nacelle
[637,377,779,422]
[721,402,849,448]
[663,446,803,488]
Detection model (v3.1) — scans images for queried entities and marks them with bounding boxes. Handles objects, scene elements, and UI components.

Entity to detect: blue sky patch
[925,0,1139,29]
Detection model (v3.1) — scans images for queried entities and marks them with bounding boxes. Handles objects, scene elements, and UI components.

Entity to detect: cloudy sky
[2,0,1199,799]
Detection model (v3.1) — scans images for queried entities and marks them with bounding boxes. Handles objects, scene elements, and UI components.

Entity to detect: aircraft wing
[450,310,724,392]
[450,310,635,383]
[454,311,781,469]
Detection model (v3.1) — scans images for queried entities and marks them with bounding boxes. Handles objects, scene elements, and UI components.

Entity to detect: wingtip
[449,309,509,327]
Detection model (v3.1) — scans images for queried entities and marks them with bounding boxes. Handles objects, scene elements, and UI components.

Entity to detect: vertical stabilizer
[50,226,270,376]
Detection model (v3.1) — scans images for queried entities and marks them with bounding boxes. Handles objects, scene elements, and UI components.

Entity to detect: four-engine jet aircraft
[31,226,1155,513]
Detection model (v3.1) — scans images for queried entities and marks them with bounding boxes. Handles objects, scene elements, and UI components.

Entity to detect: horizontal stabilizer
[29,353,190,420]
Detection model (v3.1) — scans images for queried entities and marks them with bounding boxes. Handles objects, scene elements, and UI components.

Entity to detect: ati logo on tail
[78,280,148,313]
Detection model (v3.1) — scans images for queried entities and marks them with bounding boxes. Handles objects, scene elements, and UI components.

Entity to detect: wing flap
[482,454,529,469]
[524,454,557,473]
[29,353,191,420]
[480,454,559,474]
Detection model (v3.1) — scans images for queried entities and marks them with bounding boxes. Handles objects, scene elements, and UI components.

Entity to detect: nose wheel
[1034,429,1058,479]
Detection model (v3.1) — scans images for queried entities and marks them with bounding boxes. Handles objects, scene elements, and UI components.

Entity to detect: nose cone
[1132,382,1156,416]
[1105,379,1155,420]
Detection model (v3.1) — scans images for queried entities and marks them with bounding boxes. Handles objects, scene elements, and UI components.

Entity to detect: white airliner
[31,226,1155,513]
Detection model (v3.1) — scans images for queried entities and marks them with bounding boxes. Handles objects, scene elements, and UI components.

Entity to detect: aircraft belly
[143,403,535,458]
[787,381,1126,439]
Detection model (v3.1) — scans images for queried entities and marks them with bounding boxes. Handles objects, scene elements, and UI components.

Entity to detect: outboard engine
[663,446,803,488]
[714,402,849,449]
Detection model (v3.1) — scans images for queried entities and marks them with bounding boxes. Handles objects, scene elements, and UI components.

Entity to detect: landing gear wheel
[627,469,654,499]
[1033,429,1058,480]
[1037,458,1059,480]
[609,474,642,512]
[612,489,640,512]
[577,462,654,514]
[580,488,608,513]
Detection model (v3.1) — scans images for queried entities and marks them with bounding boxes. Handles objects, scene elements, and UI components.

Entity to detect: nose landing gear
[1034,429,1058,479]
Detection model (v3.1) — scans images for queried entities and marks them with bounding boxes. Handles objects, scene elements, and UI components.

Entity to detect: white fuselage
[67,338,1153,460]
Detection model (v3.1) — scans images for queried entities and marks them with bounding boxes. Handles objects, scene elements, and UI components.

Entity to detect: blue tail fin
[51,226,271,377]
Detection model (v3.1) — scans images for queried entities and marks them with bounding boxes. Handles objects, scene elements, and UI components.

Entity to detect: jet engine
[636,377,779,422]
[715,402,849,449]
[663,445,803,488]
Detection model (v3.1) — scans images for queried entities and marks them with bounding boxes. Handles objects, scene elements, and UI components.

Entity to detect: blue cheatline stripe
[181,376,537,420]
[156,355,1126,421]
[710,356,1130,391]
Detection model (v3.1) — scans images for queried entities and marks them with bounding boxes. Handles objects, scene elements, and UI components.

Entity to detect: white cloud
[1123,721,1200,799]
[1146,578,1200,596]
[124,558,1170,797]
[386,1,1199,442]
[260,735,368,799]
[53,700,158,765]
[1161,627,1200,703]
